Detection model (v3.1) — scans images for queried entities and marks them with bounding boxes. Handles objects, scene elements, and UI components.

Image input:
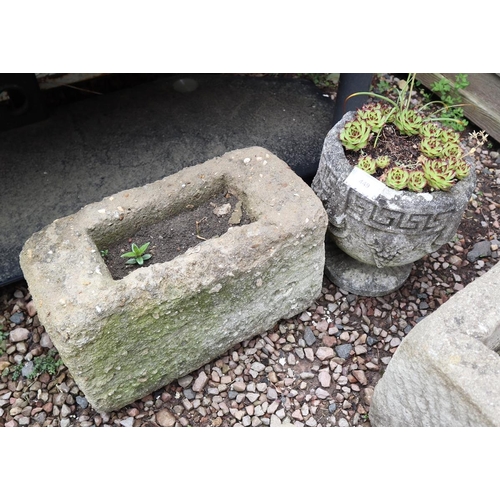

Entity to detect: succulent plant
[394,109,423,136]
[407,170,427,192]
[450,158,471,180]
[385,167,409,190]
[420,122,442,138]
[422,159,456,191]
[357,155,377,174]
[440,128,461,144]
[357,103,390,133]
[121,242,152,266]
[339,118,371,151]
[442,142,463,158]
[339,73,481,192]
[420,136,444,158]
[375,155,391,169]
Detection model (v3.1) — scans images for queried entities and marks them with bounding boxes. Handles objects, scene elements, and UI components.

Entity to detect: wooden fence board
[417,73,500,143]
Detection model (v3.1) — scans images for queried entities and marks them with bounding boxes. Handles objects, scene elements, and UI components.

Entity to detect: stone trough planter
[20,147,328,413]
[369,261,500,426]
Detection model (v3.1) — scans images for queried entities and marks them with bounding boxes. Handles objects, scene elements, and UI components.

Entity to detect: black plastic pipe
[333,73,374,124]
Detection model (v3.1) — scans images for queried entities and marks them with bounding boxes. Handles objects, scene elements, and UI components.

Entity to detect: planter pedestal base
[324,234,412,297]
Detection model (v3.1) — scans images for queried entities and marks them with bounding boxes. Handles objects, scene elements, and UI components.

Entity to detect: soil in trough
[103,191,251,280]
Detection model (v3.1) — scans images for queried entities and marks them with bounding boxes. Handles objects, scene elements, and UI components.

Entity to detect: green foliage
[0,328,8,356]
[429,74,469,131]
[11,364,23,381]
[12,352,63,381]
[407,170,427,193]
[121,242,152,266]
[421,159,456,191]
[338,73,487,192]
[375,155,390,169]
[385,167,409,190]
[358,155,377,175]
[100,249,109,259]
[31,353,63,378]
[375,77,392,94]
[357,103,388,133]
[298,73,339,90]
[339,118,371,151]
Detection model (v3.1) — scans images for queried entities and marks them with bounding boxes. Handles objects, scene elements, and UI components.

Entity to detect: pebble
[303,327,316,346]
[177,375,193,388]
[315,388,329,399]
[120,416,134,427]
[250,362,265,373]
[316,346,334,361]
[9,312,24,324]
[76,396,88,409]
[192,372,209,392]
[26,301,37,317]
[318,371,331,387]
[156,409,176,427]
[335,344,352,359]
[467,240,492,262]
[352,370,368,386]
[40,332,53,348]
[9,328,30,342]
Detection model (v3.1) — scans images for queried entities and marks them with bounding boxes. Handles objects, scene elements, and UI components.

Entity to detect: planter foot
[324,236,412,297]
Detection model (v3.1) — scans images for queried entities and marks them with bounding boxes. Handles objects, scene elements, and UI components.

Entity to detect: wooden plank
[417,73,500,143]
[35,73,106,90]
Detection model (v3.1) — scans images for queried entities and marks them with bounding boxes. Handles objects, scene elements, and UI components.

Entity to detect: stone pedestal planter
[20,147,328,412]
[312,112,476,296]
[370,261,500,426]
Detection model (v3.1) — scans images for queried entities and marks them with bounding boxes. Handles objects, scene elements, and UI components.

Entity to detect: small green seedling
[121,242,152,266]
[100,249,109,258]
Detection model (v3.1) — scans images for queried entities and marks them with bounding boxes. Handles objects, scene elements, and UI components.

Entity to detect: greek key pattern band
[346,190,454,234]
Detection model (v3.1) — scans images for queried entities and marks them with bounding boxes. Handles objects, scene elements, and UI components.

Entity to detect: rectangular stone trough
[20,147,328,413]
[370,260,500,426]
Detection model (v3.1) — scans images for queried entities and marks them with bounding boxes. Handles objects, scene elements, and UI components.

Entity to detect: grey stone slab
[0,75,335,285]
[20,146,328,412]
[370,261,500,426]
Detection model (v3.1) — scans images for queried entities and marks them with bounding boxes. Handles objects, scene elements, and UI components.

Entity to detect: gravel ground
[1,80,500,427]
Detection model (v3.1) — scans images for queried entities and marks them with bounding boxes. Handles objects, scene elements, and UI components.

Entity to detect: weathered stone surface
[20,147,327,413]
[324,233,412,297]
[370,261,500,426]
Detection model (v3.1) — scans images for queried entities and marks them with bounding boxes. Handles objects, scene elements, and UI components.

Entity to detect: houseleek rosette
[407,170,427,192]
[420,136,444,158]
[339,119,371,151]
[448,157,471,180]
[440,128,461,144]
[420,122,442,138]
[375,155,391,169]
[394,109,423,136]
[357,155,377,175]
[422,159,456,191]
[442,142,463,158]
[385,166,409,190]
[357,103,391,133]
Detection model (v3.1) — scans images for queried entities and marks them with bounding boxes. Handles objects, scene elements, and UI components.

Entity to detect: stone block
[20,147,327,412]
[370,261,500,426]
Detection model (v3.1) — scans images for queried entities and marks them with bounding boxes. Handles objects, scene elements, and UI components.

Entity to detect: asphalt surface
[0,74,335,285]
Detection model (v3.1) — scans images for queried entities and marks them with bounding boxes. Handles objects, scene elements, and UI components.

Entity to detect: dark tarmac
[0,74,335,285]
